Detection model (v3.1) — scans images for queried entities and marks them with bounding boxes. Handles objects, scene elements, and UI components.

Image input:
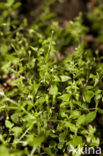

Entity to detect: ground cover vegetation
[0,0,103,155]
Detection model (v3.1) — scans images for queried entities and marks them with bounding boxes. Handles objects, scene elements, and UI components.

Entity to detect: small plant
[0,0,103,156]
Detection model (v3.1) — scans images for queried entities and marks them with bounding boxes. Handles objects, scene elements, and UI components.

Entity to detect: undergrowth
[0,0,103,156]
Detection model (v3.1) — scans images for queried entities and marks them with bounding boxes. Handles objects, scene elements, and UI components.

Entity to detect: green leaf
[11,113,19,124]
[85,111,97,124]
[49,84,58,96]
[59,132,67,142]
[13,2,21,9]
[53,75,60,82]
[59,94,71,102]
[65,122,78,132]
[27,135,45,147]
[88,125,96,134]
[67,136,82,147]
[90,137,100,147]
[77,112,96,126]
[77,114,86,125]
[0,146,10,156]
[84,90,94,103]
[5,120,14,129]
[58,142,64,149]
[70,110,81,119]
[12,127,22,136]
[6,0,15,7]
[81,130,88,135]
[60,75,70,82]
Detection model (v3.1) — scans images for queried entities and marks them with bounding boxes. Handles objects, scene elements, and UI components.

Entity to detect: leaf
[90,137,100,147]
[59,94,71,102]
[53,75,60,82]
[65,122,78,132]
[77,111,96,126]
[49,84,58,96]
[84,90,94,103]
[70,110,81,119]
[5,120,14,129]
[59,132,67,142]
[12,127,22,136]
[67,136,82,147]
[81,130,88,135]
[11,113,19,124]
[27,135,45,147]
[58,142,64,149]
[6,0,14,7]
[88,125,96,134]
[0,146,10,156]
[94,89,102,103]
[60,75,70,82]
[77,114,86,125]
[85,111,97,124]
[13,2,21,9]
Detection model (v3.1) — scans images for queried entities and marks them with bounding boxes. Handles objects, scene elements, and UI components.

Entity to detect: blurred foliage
[88,3,103,43]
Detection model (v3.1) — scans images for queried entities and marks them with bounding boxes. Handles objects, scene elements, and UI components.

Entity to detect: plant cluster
[0,0,103,156]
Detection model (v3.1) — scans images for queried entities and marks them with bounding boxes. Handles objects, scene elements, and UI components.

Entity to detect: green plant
[0,0,103,156]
